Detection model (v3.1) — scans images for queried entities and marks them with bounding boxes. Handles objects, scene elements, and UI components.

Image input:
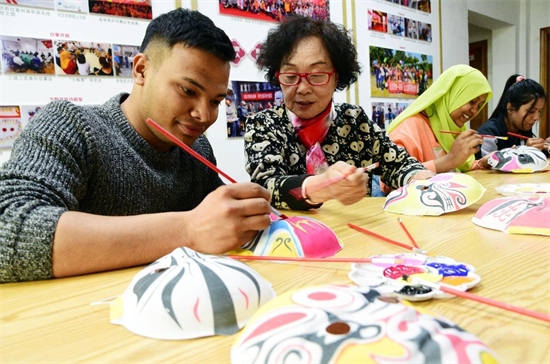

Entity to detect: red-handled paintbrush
[146,118,289,220]
[507,131,530,140]
[406,276,550,323]
[226,255,405,264]
[397,217,419,249]
[289,162,380,200]
[347,222,428,255]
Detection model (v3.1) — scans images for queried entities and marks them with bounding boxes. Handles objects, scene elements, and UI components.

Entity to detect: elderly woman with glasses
[244,15,433,211]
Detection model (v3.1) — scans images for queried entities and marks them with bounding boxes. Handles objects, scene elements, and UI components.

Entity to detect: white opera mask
[487,146,548,173]
[383,172,485,216]
[110,247,275,340]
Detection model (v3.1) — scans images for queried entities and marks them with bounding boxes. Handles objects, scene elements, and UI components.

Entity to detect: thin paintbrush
[289,162,380,200]
[397,217,419,249]
[226,254,405,264]
[146,118,289,220]
[406,275,550,323]
[507,131,530,140]
[347,222,428,255]
[507,132,550,150]
[440,130,508,140]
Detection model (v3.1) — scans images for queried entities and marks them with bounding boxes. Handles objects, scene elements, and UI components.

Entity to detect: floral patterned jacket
[244,103,426,210]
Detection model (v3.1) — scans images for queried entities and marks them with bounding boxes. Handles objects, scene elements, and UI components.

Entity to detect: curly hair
[257,15,361,91]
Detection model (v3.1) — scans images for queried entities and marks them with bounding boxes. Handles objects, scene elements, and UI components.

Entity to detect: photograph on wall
[418,21,432,42]
[0,105,42,149]
[367,9,387,33]
[1,36,55,75]
[398,0,417,10]
[54,40,114,76]
[0,106,22,150]
[405,18,418,39]
[218,0,329,23]
[56,0,88,12]
[370,45,432,99]
[225,80,282,138]
[20,104,43,122]
[112,44,139,77]
[385,0,430,13]
[417,0,431,13]
[371,100,411,129]
[387,14,405,37]
[0,0,54,9]
[88,0,152,20]
[370,102,387,130]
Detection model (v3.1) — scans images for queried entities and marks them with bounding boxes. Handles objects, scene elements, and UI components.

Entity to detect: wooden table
[2,168,549,362]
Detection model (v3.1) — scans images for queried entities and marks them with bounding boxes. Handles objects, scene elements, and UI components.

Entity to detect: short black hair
[140,8,235,63]
[257,15,361,91]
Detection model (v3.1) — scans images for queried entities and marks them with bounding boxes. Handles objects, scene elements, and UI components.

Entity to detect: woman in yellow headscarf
[386,64,493,174]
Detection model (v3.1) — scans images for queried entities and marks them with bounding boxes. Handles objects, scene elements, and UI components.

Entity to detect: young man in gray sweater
[0,8,272,283]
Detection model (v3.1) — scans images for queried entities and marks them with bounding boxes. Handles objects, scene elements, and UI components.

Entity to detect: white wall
[440,0,470,69]
[440,0,550,136]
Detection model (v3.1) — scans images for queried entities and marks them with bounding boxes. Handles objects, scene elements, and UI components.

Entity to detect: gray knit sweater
[0,93,223,282]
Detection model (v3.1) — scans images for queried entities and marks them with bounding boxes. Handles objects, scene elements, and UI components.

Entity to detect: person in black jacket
[476,74,548,158]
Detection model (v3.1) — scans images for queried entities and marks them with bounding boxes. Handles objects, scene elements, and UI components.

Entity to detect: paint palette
[348,253,481,301]
[496,183,550,197]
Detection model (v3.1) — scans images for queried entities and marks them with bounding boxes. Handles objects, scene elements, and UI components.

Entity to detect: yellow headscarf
[386,64,493,171]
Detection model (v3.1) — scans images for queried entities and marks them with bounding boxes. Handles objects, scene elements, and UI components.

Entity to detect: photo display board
[354,0,440,130]
[0,0,174,150]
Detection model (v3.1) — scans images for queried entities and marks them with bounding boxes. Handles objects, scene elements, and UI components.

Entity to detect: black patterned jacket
[244,103,426,210]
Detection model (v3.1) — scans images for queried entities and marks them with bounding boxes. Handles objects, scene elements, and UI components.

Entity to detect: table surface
[2,168,549,363]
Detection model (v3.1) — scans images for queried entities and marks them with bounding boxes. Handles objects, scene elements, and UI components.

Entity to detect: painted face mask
[231,285,498,364]
[228,216,342,258]
[487,146,548,173]
[348,253,481,301]
[110,247,276,340]
[383,172,485,216]
[472,196,550,236]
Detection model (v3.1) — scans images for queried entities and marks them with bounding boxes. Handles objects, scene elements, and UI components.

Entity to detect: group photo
[1,36,55,75]
[370,46,433,98]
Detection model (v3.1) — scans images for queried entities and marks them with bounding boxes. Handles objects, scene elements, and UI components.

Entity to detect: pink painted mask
[472,196,550,236]
[487,146,548,173]
[229,216,342,258]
